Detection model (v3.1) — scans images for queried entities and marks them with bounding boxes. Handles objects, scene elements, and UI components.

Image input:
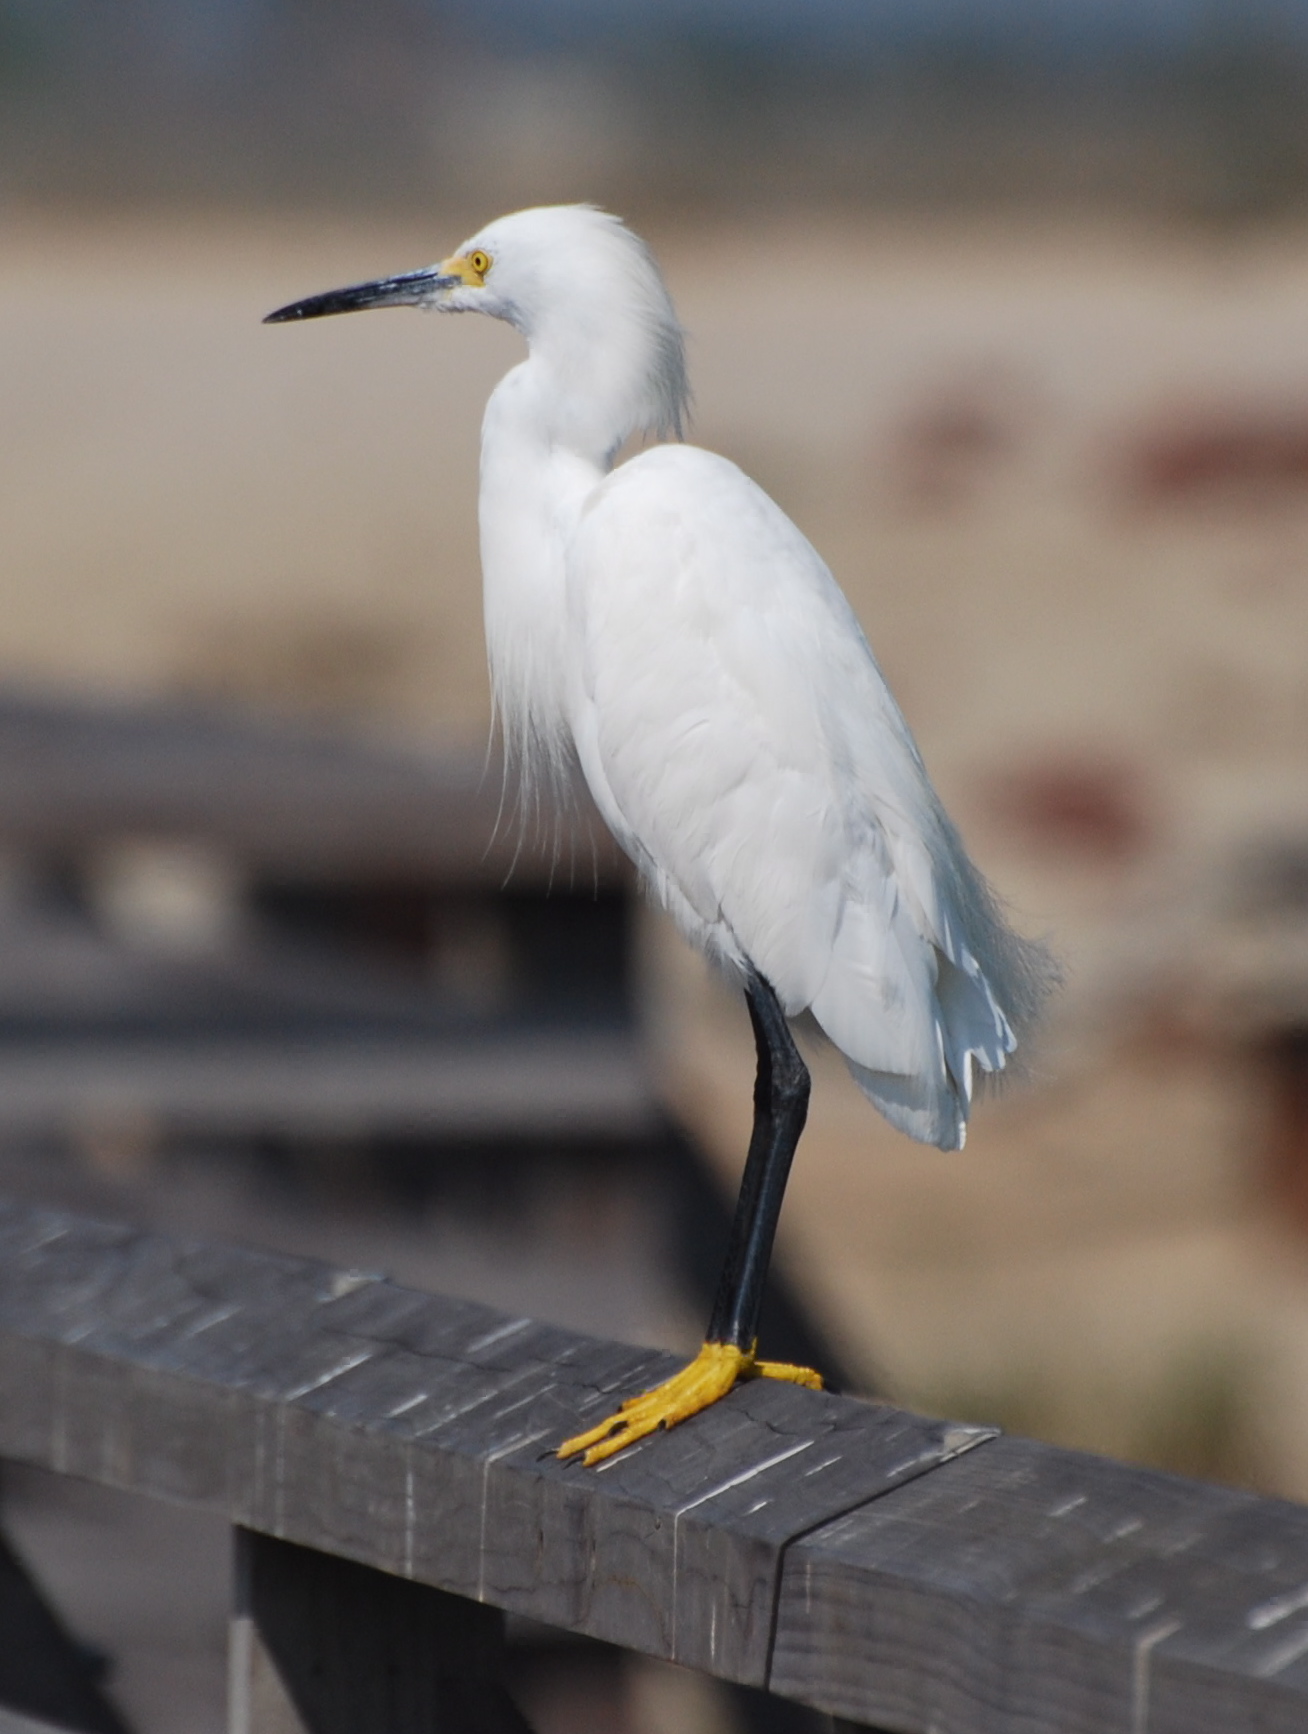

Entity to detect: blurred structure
[0,691,641,1146]
[3,1,1308,219]
[2,2,1308,1729]
[0,687,839,1734]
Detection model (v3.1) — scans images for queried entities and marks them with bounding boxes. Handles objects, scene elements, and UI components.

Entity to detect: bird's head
[264,205,663,332]
[265,204,688,444]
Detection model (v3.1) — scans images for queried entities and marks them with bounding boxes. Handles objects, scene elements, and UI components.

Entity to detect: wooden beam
[0,1032,655,1142]
[0,1199,1306,1731]
[772,1433,1308,1732]
[0,1199,988,1691]
[0,693,623,887]
[230,1529,533,1734]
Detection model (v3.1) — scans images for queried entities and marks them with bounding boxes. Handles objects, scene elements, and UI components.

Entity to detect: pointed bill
[263,266,459,324]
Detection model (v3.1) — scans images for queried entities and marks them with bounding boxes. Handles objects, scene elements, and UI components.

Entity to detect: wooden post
[1262,1028,1308,1234]
[229,1530,534,1734]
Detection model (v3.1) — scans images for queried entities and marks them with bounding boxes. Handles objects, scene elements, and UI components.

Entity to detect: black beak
[263,266,459,324]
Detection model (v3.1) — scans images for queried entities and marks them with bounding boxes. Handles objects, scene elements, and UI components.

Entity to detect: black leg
[556,969,814,1465]
[706,970,810,1352]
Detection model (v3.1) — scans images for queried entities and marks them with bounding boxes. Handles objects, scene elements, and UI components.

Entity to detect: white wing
[566,445,1049,1150]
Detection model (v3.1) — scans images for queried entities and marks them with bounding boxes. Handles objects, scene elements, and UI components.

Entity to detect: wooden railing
[0,1197,1305,1733]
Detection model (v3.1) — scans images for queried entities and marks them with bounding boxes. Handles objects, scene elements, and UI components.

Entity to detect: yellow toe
[558,1342,749,1466]
[557,1343,824,1466]
[749,1357,824,1390]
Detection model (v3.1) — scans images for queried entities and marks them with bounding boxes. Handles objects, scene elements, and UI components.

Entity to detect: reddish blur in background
[3,5,1308,1731]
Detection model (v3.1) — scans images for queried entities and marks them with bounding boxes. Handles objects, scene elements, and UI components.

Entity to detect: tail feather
[847,1050,966,1150]
[809,823,1056,1151]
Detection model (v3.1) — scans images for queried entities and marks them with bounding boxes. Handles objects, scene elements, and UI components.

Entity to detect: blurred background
[3,1,1308,1731]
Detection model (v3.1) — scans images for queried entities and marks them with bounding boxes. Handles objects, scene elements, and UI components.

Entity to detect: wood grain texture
[772,1433,1308,1733]
[0,1201,987,1690]
[3,1200,1306,1729]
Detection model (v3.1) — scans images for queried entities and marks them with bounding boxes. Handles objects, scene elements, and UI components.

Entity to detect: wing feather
[566,444,1053,1150]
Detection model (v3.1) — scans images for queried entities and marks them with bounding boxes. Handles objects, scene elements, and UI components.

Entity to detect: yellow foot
[557,1342,823,1467]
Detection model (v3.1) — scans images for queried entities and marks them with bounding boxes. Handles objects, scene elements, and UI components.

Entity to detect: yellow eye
[468,250,491,281]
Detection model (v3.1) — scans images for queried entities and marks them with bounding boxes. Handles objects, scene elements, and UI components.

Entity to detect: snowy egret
[266,205,1054,1465]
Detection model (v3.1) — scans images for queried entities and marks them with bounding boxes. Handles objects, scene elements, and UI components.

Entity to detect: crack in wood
[3,1201,1308,1730]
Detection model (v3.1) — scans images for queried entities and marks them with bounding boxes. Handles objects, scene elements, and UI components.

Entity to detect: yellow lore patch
[441,249,491,287]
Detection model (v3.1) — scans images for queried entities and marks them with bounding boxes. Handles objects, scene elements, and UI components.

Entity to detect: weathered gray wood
[0,692,621,886]
[230,1529,533,1734]
[0,1200,988,1690]
[771,1434,1308,1733]
[3,1199,1308,1730]
[0,1033,655,1141]
[0,1522,129,1734]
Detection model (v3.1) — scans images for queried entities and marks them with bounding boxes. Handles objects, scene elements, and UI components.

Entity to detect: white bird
[266,205,1054,1464]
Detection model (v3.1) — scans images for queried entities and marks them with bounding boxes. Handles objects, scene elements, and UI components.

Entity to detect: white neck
[475,261,683,777]
[477,354,609,779]
[515,297,661,468]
